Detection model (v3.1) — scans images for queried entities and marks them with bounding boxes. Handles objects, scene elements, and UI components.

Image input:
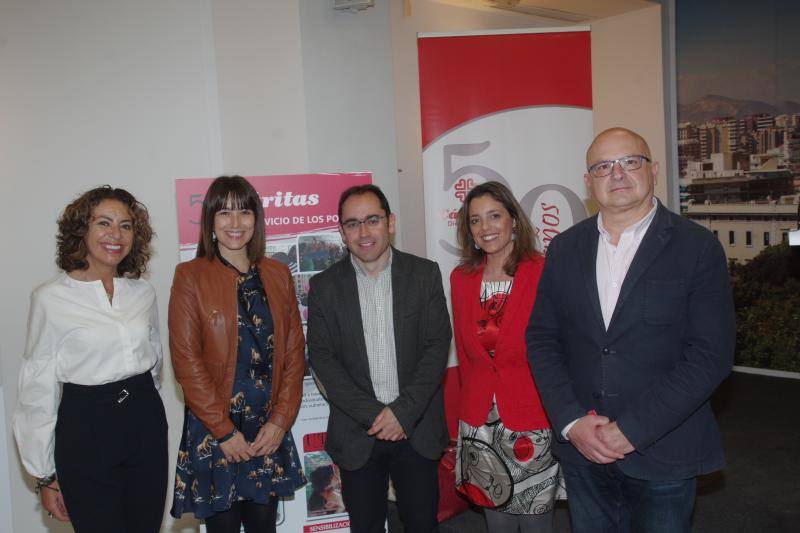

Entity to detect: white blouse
[12,273,163,478]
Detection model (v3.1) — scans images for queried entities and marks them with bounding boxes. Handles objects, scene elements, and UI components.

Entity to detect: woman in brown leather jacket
[169,176,306,532]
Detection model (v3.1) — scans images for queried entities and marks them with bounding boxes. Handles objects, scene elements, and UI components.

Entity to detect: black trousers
[340,439,440,533]
[55,372,168,533]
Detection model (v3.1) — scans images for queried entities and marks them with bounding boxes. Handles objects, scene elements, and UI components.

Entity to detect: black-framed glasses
[588,155,651,178]
[341,214,387,233]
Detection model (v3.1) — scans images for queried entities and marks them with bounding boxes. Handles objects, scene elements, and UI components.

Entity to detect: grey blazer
[526,202,735,480]
[307,248,452,470]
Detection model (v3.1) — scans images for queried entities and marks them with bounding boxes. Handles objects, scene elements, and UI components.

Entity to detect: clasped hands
[567,415,634,464]
[219,422,285,463]
[367,406,406,441]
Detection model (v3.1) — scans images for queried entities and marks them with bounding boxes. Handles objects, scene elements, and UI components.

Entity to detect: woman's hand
[250,422,286,456]
[40,480,69,521]
[219,432,253,463]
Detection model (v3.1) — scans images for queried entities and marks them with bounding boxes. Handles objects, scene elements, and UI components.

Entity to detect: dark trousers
[340,439,440,533]
[561,461,697,533]
[205,499,279,533]
[55,372,168,533]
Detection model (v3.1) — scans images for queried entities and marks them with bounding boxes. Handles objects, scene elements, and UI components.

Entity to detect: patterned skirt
[170,374,306,519]
[455,404,565,515]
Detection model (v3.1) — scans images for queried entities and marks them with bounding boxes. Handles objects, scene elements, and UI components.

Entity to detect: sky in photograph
[676,0,800,105]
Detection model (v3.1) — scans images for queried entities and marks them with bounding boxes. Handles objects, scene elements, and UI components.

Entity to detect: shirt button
[602,347,610,355]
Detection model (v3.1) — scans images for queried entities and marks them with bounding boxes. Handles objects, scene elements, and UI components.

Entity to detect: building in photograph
[685,196,799,263]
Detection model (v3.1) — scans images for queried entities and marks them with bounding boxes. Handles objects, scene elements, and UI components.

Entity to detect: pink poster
[176,173,371,259]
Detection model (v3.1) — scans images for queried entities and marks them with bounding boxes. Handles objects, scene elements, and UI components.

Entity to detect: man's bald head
[586,127,652,168]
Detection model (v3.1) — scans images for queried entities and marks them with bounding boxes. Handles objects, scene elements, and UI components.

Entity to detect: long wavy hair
[455,181,538,276]
[56,186,153,278]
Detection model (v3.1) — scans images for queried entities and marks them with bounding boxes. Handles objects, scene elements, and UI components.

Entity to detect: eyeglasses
[341,215,387,233]
[588,155,651,178]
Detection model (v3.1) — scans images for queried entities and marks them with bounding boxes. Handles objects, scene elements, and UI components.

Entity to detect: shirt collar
[351,248,393,278]
[597,197,658,243]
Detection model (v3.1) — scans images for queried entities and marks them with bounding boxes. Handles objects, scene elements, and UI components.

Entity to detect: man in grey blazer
[307,184,451,533]
[526,128,735,532]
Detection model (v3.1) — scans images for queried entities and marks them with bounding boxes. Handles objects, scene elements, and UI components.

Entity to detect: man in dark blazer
[526,128,735,533]
[307,184,451,533]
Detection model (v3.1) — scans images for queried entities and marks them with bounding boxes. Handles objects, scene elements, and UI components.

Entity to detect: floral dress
[171,263,306,519]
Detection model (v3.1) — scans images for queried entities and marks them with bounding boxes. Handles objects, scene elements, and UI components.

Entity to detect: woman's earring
[474,242,481,250]
[212,232,217,242]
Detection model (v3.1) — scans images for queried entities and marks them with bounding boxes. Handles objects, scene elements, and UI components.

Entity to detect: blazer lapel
[578,221,606,334]
[492,259,531,355]
[608,203,674,330]
[463,264,489,358]
[338,258,374,389]
[391,249,409,379]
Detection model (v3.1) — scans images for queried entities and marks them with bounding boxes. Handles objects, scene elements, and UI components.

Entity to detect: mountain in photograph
[679,94,800,124]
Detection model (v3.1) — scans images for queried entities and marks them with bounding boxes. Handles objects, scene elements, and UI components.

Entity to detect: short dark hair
[56,186,153,278]
[196,176,266,262]
[337,184,391,222]
[455,181,539,276]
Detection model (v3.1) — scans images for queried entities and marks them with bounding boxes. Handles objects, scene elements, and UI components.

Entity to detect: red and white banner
[176,173,370,533]
[418,28,593,437]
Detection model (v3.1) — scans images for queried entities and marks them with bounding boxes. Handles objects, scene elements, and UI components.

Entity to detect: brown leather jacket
[168,255,305,439]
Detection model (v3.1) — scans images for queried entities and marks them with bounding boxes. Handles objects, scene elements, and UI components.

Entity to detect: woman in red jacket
[451,181,562,533]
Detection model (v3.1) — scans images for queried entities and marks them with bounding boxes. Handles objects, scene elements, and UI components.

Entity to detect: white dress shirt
[12,273,163,478]
[596,198,658,330]
[561,198,658,439]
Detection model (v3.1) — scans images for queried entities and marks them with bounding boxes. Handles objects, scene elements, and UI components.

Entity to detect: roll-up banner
[418,28,593,437]
[175,172,371,533]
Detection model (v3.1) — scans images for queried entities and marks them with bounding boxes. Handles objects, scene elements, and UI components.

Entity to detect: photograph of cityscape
[676,0,799,372]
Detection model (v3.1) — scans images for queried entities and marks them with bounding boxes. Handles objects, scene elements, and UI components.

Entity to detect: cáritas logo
[262,192,320,208]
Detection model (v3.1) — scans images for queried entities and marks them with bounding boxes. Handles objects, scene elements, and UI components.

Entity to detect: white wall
[591,4,667,203]
[0,1,219,531]
[212,0,309,175]
[298,0,402,245]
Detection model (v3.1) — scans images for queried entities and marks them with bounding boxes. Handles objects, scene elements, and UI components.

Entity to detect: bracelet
[217,429,238,444]
[34,474,57,495]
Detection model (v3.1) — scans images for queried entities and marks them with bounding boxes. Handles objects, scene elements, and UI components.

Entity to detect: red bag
[437,442,470,522]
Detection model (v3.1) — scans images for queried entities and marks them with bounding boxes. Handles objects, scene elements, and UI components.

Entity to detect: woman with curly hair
[450,181,562,532]
[169,176,306,532]
[12,186,167,532]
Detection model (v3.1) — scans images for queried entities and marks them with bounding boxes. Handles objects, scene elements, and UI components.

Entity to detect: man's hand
[40,479,69,521]
[251,422,286,456]
[567,414,625,464]
[367,407,406,441]
[596,421,634,455]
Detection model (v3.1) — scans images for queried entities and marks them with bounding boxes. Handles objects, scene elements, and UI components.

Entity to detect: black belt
[62,371,154,404]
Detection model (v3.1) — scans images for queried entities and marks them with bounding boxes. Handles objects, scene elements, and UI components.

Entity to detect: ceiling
[429,0,658,22]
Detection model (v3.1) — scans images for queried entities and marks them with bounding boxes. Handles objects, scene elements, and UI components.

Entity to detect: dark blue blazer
[526,202,735,480]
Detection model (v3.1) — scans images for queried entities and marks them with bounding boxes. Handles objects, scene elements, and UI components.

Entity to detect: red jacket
[450,255,549,431]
